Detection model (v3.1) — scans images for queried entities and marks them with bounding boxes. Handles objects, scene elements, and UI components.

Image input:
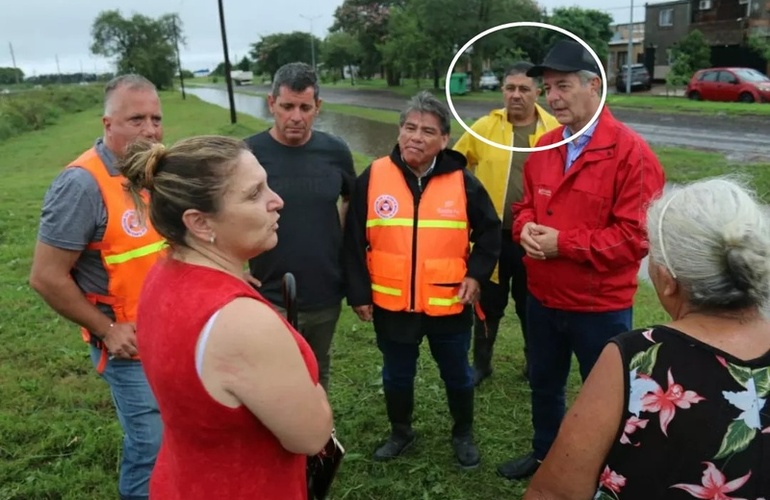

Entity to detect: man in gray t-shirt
[29,74,164,500]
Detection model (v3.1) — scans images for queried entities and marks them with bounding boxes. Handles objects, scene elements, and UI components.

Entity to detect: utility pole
[172,15,186,99]
[218,0,237,124]
[55,54,62,84]
[299,14,321,71]
[9,42,20,84]
[625,0,634,94]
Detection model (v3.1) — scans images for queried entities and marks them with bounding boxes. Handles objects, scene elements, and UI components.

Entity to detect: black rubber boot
[373,388,416,461]
[472,316,499,386]
[446,387,480,469]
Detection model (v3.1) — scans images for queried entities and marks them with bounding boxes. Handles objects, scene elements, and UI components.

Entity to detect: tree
[747,33,770,62]
[236,56,252,72]
[542,7,613,65]
[673,30,711,70]
[321,32,364,82]
[371,0,543,89]
[378,4,435,86]
[90,10,182,90]
[331,0,404,83]
[212,61,227,76]
[665,52,692,89]
[0,67,24,85]
[250,32,321,78]
[666,29,711,89]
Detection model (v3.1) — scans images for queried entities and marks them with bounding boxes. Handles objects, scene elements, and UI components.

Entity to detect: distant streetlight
[300,14,322,71]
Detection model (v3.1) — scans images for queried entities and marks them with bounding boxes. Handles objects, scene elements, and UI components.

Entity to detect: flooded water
[186,87,398,158]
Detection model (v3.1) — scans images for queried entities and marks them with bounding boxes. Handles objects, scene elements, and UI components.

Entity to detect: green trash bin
[448,72,468,95]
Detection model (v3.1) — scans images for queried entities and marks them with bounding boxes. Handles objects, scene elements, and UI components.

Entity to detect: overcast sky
[1,0,656,76]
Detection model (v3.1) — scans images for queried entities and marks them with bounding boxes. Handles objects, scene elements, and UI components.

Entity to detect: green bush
[0,85,103,142]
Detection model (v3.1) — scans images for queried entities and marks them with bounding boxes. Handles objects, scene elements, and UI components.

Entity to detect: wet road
[242,83,770,163]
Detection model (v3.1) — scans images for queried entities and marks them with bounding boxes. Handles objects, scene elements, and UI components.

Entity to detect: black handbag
[281,273,345,500]
[306,430,345,499]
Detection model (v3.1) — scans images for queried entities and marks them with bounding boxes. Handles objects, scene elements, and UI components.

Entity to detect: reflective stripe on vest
[366,218,468,229]
[103,240,168,265]
[67,147,165,346]
[365,157,469,316]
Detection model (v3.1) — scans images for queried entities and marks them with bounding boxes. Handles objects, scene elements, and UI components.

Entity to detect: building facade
[608,22,646,83]
[644,0,692,80]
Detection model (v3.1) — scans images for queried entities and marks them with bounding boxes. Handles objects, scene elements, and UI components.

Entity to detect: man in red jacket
[496,39,666,480]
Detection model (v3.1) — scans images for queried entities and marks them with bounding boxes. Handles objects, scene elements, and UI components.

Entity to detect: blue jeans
[90,346,162,500]
[526,295,632,460]
[377,331,474,391]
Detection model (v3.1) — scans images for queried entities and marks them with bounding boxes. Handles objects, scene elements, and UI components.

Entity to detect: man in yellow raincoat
[453,61,559,385]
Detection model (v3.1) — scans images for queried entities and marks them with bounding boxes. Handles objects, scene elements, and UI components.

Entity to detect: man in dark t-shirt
[245,62,355,391]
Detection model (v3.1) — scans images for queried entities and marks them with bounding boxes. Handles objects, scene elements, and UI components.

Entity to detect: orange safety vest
[365,157,469,316]
[67,147,166,371]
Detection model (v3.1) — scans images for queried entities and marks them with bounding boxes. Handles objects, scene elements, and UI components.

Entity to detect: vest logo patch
[121,209,148,237]
[373,194,398,219]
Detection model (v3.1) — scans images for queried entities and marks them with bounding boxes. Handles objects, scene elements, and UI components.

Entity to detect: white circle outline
[445,21,608,153]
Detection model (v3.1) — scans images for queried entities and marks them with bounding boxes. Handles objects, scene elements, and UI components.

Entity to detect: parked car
[615,64,652,92]
[479,70,500,91]
[686,67,770,103]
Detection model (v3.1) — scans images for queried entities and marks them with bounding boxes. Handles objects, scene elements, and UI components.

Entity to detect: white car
[479,71,500,90]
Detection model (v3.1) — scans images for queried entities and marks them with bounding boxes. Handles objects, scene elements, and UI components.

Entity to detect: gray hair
[104,74,157,116]
[577,70,601,85]
[271,62,319,100]
[504,61,540,85]
[647,176,770,311]
[399,91,451,135]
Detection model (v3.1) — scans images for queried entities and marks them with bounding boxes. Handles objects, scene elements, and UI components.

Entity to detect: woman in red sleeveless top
[119,135,334,499]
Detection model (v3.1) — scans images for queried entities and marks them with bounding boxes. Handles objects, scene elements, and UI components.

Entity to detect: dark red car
[686,67,770,103]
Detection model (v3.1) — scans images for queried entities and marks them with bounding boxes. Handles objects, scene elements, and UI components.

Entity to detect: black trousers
[476,230,528,354]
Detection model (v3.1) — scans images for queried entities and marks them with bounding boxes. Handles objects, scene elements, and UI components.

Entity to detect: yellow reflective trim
[428,296,461,306]
[417,220,467,229]
[366,218,467,229]
[366,218,413,227]
[372,284,402,296]
[104,240,167,265]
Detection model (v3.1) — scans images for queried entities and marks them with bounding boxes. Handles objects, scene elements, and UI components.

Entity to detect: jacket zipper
[409,176,422,311]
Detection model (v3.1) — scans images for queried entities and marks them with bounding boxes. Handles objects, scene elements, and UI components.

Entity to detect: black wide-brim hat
[527,39,601,77]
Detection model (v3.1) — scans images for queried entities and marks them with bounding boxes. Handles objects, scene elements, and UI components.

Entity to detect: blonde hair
[118,135,249,247]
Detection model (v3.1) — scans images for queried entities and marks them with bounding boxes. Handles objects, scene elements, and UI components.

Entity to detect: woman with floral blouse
[524,177,770,500]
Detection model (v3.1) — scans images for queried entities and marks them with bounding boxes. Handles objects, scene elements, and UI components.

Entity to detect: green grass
[324,77,770,116]
[2,90,769,499]
[605,93,770,116]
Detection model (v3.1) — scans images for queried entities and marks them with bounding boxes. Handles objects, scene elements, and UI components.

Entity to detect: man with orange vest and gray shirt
[344,91,501,469]
[30,74,165,500]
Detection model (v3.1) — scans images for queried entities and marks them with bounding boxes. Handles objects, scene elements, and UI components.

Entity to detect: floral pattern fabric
[595,326,770,500]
